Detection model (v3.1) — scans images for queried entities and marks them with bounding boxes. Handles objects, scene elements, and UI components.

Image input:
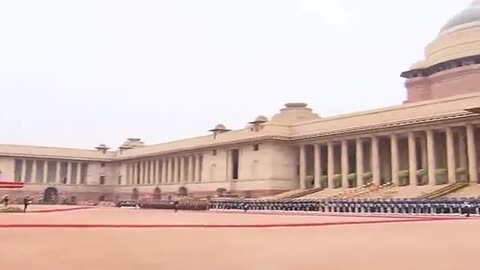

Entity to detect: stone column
[132,162,137,185]
[188,155,194,182]
[341,140,349,188]
[356,139,364,187]
[408,132,418,186]
[21,160,27,182]
[139,161,144,185]
[173,157,178,183]
[32,160,37,184]
[459,131,468,172]
[161,159,166,184]
[371,136,380,185]
[169,158,174,183]
[77,163,82,185]
[180,156,185,183]
[327,142,335,188]
[195,155,202,181]
[299,145,306,189]
[446,127,456,184]
[390,134,399,186]
[55,161,61,184]
[466,124,478,183]
[67,162,72,184]
[426,130,436,186]
[155,159,163,184]
[43,161,48,184]
[313,144,321,189]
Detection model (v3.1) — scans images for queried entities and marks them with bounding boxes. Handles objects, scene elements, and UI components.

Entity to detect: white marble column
[313,144,321,189]
[426,130,436,186]
[356,139,364,187]
[408,132,418,186]
[371,136,380,185]
[299,145,306,189]
[55,161,61,184]
[466,124,478,183]
[327,142,334,189]
[188,155,194,182]
[67,162,72,184]
[446,127,456,184]
[341,140,349,188]
[390,134,399,186]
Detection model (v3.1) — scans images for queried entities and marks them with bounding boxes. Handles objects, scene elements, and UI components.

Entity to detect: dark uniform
[2,195,9,207]
[23,195,31,212]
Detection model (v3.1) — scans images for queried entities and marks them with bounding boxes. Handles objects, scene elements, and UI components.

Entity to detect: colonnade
[13,159,88,185]
[298,125,479,189]
[126,154,203,185]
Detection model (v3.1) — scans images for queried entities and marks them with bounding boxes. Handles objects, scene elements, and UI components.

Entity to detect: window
[118,175,122,185]
[99,175,105,185]
[253,144,259,151]
[101,163,106,167]
[212,150,217,156]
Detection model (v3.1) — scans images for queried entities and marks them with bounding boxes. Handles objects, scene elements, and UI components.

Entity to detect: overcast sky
[0,0,472,148]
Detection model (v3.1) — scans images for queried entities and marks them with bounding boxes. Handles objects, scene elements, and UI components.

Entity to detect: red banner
[0,181,24,189]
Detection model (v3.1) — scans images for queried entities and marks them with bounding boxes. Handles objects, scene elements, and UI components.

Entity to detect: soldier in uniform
[23,195,31,212]
[2,195,9,207]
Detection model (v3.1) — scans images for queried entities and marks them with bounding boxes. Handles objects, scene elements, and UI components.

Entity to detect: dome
[255,115,268,122]
[214,124,226,130]
[441,1,480,33]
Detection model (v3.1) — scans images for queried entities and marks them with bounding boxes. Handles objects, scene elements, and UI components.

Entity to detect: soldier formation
[208,198,480,216]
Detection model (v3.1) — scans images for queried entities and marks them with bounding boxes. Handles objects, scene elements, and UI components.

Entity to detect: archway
[153,187,161,200]
[215,188,227,197]
[178,186,188,197]
[43,187,58,203]
[98,195,105,202]
[132,188,139,200]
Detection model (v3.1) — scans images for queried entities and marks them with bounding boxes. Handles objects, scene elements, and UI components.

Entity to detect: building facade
[3,2,480,202]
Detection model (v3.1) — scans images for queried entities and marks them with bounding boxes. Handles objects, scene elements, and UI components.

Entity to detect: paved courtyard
[0,205,479,270]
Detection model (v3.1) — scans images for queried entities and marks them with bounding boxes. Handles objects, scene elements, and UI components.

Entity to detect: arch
[216,187,227,197]
[153,187,161,200]
[132,188,139,200]
[43,187,58,203]
[178,186,188,197]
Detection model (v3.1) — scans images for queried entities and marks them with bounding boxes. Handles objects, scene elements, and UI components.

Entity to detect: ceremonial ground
[0,206,478,270]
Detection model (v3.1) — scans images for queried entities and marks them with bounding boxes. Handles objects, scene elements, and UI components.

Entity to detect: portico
[297,123,480,190]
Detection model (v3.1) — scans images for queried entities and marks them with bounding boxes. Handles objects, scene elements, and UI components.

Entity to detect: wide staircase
[354,182,396,198]
[328,183,376,199]
[268,187,323,200]
[418,182,469,199]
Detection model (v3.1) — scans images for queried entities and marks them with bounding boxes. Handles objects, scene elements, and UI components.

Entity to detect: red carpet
[0,216,464,229]
[28,206,93,213]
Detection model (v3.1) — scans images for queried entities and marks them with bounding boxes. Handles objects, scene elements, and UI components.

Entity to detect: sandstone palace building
[3,2,480,202]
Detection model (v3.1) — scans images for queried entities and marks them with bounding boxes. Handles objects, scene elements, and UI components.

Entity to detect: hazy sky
[0,0,472,148]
